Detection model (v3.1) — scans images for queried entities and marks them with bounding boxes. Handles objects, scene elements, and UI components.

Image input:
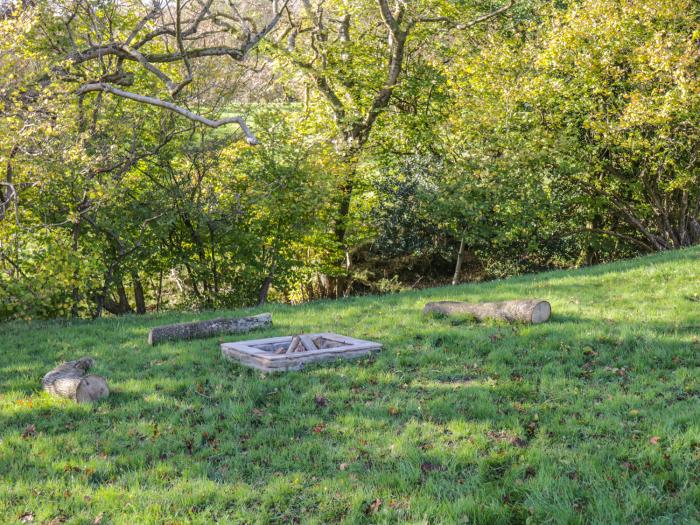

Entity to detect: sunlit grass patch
[1,247,700,523]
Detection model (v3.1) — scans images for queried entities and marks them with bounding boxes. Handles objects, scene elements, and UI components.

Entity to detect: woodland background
[0,0,697,320]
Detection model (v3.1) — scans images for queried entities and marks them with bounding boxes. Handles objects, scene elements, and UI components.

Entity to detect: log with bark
[272,334,342,355]
[279,335,303,354]
[42,357,109,403]
[148,313,272,345]
[274,334,319,354]
[423,299,551,324]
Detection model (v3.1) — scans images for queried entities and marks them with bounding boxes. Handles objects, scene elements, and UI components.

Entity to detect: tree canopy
[0,0,698,320]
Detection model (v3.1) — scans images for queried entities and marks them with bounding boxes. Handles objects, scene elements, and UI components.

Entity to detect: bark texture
[423,299,551,324]
[42,357,109,403]
[148,312,272,345]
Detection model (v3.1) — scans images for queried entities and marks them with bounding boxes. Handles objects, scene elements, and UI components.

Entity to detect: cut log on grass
[148,313,272,345]
[423,299,551,324]
[42,357,109,403]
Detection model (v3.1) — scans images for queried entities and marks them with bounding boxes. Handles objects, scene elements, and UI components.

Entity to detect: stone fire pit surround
[221,332,382,372]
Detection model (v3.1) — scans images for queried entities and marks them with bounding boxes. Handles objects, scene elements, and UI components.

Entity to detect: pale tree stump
[423,299,551,324]
[42,357,109,403]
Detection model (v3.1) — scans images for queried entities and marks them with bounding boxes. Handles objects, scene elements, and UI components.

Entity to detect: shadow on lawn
[2,314,695,432]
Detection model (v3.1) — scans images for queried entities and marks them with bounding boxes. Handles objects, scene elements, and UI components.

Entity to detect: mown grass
[1,248,700,524]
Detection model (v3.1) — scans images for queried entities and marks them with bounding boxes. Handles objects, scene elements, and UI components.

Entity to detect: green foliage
[0,0,698,319]
[529,0,700,250]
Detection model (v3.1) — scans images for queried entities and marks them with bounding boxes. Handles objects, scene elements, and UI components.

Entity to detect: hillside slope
[1,247,700,524]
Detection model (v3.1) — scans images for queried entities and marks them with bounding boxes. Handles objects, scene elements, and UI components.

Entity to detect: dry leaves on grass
[604,366,627,377]
[526,420,538,438]
[488,430,528,448]
[420,462,445,474]
[21,424,36,439]
[365,498,382,515]
[19,512,34,523]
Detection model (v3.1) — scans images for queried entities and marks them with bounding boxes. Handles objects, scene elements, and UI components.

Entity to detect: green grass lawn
[2,248,700,524]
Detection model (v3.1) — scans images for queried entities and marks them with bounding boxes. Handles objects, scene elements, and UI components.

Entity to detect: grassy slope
[1,248,700,525]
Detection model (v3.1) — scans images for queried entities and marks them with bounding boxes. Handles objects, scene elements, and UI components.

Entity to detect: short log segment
[42,357,109,403]
[275,334,321,354]
[298,335,318,352]
[148,313,272,345]
[280,335,304,354]
[423,299,551,324]
[272,334,346,355]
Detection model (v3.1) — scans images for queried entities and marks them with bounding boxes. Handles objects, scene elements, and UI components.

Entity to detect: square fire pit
[221,333,382,372]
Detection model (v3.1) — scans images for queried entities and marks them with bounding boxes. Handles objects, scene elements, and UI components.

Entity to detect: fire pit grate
[221,332,382,372]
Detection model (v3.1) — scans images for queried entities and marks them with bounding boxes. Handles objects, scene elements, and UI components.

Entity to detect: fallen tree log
[423,299,551,324]
[148,313,272,345]
[42,357,109,403]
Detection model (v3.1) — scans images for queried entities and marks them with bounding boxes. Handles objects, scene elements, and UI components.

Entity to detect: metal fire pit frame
[221,332,382,372]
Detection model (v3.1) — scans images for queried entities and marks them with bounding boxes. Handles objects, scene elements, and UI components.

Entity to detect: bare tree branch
[415,1,515,29]
[63,0,289,144]
[377,0,402,37]
[172,0,194,97]
[124,4,163,46]
[0,182,17,222]
[69,1,287,66]
[76,83,259,144]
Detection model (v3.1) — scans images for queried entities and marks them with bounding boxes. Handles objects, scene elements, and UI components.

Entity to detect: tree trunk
[452,232,466,286]
[1,144,17,222]
[579,214,602,266]
[208,222,220,294]
[156,269,164,312]
[690,218,700,244]
[132,271,146,314]
[42,357,109,403]
[334,179,354,246]
[423,299,551,324]
[257,259,277,307]
[70,219,81,318]
[332,154,360,250]
[94,268,111,319]
[148,312,272,345]
[103,277,133,315]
